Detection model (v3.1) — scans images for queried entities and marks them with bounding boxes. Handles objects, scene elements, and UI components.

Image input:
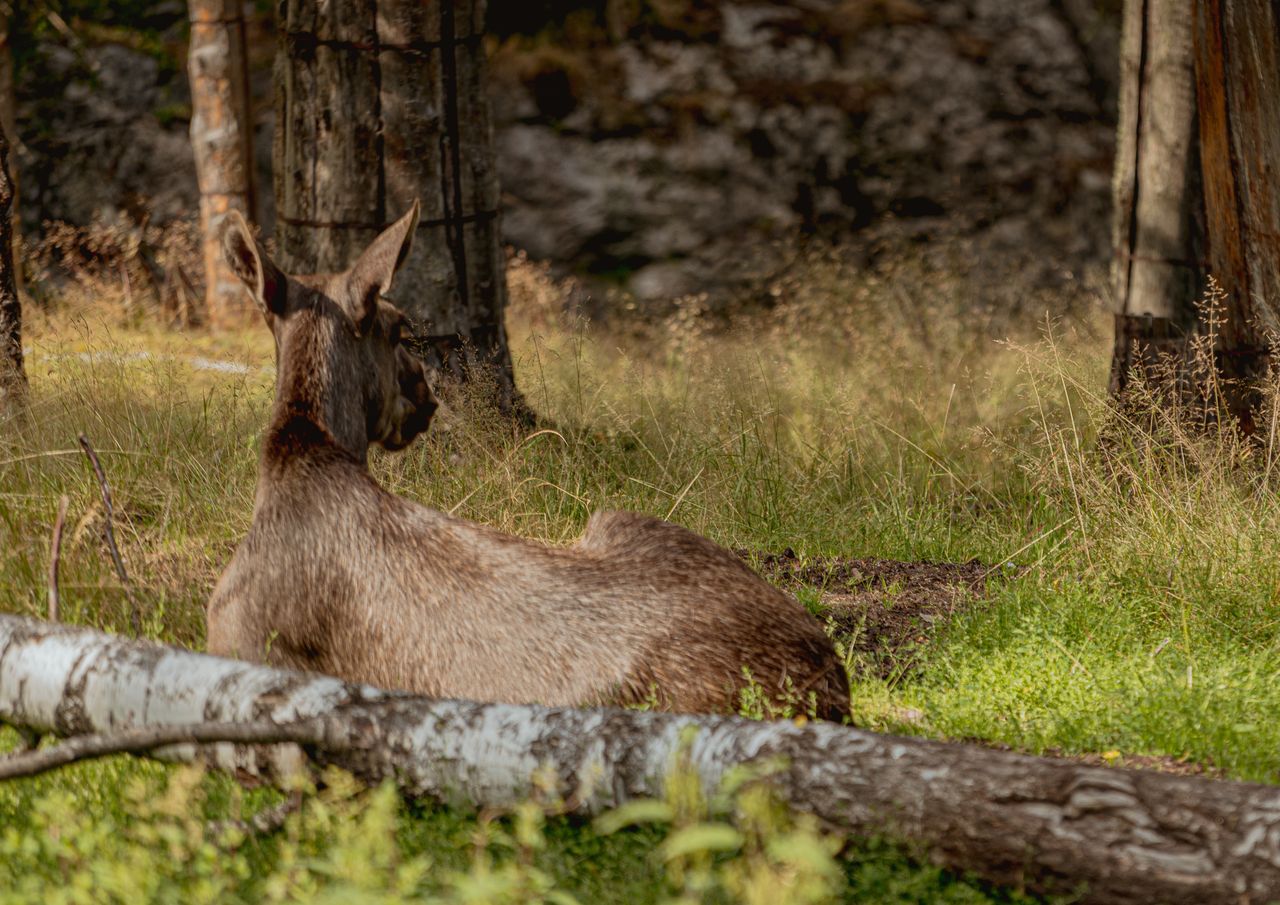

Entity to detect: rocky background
[9,0,1120,311]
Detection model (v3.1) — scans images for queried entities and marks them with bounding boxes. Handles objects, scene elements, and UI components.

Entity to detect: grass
[1,250,1276,901]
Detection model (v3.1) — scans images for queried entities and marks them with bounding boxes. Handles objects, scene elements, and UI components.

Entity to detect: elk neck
[260,305,371,488]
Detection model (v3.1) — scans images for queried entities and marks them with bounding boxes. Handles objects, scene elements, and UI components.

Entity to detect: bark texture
[1111,0,1280,430]
[189,0,257,328]
[4,614,1280,904]
[274,0,524,415]
[1109,0,1204,397]
[0,10,18,295]
[0,118,23,407]
[1189,0,1280,428]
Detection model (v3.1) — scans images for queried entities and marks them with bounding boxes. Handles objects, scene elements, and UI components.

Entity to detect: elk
[206,205,851,720]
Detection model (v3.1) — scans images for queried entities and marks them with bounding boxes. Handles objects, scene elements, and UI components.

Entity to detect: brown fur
[206,206,851,721]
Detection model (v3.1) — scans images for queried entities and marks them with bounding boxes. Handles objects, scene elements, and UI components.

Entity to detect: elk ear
[221,211,286,316]
[347,200,420,336]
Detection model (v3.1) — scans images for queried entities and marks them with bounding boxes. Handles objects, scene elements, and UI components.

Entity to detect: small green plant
[794,586,827,618]
[736,668,821,722]
[594,729,845,904]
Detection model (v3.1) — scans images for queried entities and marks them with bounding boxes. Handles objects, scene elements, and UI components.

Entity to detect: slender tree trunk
[274,0,527,418]
[189,0,257,328]
[1109,0,1204,400]
[0,119,24,408]
[0,9,20,296]
[6,614,1280,904]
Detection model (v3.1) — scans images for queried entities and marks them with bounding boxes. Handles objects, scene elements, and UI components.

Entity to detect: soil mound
[740,548,1000,676]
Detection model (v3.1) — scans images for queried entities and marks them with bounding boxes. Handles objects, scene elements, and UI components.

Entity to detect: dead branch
[208,790,305,839]
[0,719,326,781]
[47,494,68,622]
[77,434,140,635]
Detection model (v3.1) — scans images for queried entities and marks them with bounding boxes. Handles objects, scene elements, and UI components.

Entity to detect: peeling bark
[1111,0,1280,431]
[1188,0,1280,429]
[3,615,1280,903]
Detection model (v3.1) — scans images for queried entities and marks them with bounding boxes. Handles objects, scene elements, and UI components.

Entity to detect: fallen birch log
[1,613,1279,904]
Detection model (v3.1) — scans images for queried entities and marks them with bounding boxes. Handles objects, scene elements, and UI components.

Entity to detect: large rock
[17,40,197,229]
[490,0,1117,307]
[12,0,1117,310]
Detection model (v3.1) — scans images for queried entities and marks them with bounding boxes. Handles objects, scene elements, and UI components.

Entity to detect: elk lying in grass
[206,206,851,720]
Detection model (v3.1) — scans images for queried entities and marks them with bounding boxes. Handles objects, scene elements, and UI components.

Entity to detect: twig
[119,263,134,312]
[47,495,69,622]
[11,725,42,753]
[0,720,327,781]
[77,434,140,635]
[981,518,1074,581]
[208,789,305,839]
[663,466,705,522]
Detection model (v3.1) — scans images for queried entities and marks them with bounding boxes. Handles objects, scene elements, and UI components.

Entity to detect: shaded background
[8,0,1121,313]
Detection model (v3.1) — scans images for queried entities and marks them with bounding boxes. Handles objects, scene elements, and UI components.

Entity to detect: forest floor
[0,254,1275,902]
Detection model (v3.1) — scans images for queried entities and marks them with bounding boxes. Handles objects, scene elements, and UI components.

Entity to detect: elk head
[220,203,437,455]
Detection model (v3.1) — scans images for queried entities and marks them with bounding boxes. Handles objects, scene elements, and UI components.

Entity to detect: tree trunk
[5,615,1280,904]
[1190,0,1280,430]
[274,0,527,418]
[189,0,257,328]
[1109,0,1204,400]
[0,10,20,296]
[1111,0,1280,432]
[0,119,24,408]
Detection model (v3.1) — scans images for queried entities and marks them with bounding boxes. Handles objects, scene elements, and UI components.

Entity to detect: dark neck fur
[260,308,369,477]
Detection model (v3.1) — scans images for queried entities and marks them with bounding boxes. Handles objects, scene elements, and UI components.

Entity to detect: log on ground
[0,613,1278,904]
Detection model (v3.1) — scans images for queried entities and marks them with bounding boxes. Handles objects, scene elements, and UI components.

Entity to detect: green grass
[2,255,1276,900]
[0,746,1040,904]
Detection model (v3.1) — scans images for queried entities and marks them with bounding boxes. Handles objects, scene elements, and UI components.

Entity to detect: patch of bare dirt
[738,549,1005,676]
[1067,751,1219,777]
[976,740,1221,778]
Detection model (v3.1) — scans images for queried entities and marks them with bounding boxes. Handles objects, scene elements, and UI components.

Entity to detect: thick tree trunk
[189,0,257,328]
[1109,0,1204,400]
[274,0,526,418]
[4,615,1280,904]
[1190,0,1280,430]
[0,120,24,408]
[1111,0,1280,432]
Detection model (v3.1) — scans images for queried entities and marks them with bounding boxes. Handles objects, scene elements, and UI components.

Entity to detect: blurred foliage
[0,739,1036,903]
[8,0,186,70]
[486,0,720,42]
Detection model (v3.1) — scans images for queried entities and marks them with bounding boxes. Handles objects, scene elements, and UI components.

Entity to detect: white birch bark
[3,613,1280,904]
